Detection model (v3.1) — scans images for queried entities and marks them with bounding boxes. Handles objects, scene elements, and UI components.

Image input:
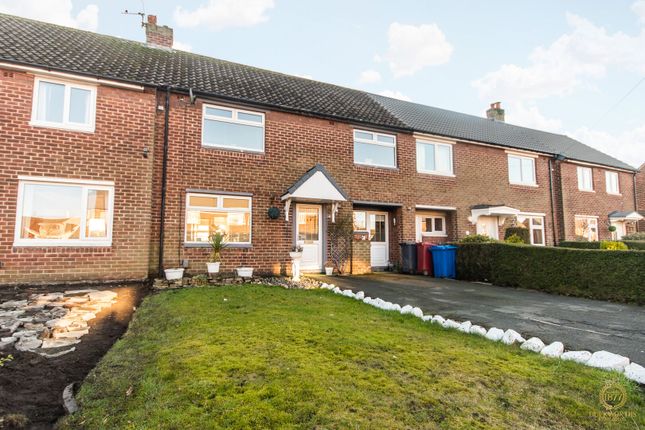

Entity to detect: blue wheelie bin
[431,245,457,279]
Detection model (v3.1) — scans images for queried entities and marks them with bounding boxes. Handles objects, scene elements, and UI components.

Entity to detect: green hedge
[456,243,645,304]
[504,227,530,244]
[558,241,600,249]
[559,240,645,250]
[623,240,645,250]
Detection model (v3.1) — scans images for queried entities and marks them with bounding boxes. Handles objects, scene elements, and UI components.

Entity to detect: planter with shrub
[207,232,227,274]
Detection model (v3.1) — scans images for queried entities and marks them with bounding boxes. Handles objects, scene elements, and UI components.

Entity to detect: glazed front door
[296,204,323,271]
[369,212,389,267]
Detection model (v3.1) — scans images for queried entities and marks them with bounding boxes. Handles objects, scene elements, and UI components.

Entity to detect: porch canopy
[608,211,644,222]
[281,164,348,222]
[469,204,520,225]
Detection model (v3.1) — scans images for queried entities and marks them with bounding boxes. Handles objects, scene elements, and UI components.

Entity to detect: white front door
[476,216,499,239]
[369,212,389,267]
[296,204,323,271]
[611,221,626,240]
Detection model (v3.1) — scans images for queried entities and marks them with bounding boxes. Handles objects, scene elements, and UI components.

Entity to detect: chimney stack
[486,102,505,122]
[145,15,173,49]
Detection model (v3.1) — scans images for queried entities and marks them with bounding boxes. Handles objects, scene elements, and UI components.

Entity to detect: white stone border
[318,283,645,385]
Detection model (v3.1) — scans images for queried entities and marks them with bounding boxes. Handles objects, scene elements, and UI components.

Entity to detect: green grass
[62,285,645,429]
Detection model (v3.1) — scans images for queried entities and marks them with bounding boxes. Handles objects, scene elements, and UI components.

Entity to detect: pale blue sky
[1,0,644,166]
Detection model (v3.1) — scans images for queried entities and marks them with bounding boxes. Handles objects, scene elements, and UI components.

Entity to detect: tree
[327,213,354,274]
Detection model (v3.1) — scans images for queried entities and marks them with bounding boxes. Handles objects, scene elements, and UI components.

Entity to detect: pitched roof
[370,95,635,171]
[0,13,635,171]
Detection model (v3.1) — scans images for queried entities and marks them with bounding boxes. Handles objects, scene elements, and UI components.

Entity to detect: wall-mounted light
[143,147,150,158]
[393,217,396,226]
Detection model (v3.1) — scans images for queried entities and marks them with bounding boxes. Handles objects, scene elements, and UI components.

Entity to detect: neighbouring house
[637,163,645,232]
[0,13,641,285]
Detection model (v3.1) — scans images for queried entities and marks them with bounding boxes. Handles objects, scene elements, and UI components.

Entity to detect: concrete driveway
[314,273,645,364]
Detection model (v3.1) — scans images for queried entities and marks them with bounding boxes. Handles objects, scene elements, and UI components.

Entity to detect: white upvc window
[14,177,114,247]
[353,130,397,168]
[507,154,536,186]
[202,104,265,152]
[185,193,252,245]
[30,77,97,132]
[415,213,447,241]
[520,215,545,246]
[605,171,620,195]
[575,216,598,241]
[577,166,594,191]
[416,139,454,176]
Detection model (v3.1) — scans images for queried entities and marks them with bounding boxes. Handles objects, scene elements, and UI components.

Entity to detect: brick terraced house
[0,14,641,285]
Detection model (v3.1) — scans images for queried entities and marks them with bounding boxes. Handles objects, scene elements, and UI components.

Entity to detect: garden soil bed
[0,283,148,429]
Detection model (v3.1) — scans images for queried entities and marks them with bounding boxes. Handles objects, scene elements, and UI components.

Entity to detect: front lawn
[61,285,644,429]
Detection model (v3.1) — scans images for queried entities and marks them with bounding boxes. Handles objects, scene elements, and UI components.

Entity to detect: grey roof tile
[0,13,635,171]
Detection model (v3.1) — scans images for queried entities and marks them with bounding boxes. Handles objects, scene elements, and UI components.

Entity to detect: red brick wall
[0,69,156,285]
[153,96,568,275]
[558,162,637,240]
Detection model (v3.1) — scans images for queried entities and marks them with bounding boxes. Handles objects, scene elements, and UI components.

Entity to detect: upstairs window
[416,140,453,175]
[354,130,396,168]
[577,166,593,191]
[202,104,264,152]
[14,178,113,247]
[605,171,620,194]
[31,78,96,132]
[507,154,536,186]
[185,193,252,245]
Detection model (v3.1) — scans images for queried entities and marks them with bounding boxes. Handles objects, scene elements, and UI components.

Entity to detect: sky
[1,0,644,167]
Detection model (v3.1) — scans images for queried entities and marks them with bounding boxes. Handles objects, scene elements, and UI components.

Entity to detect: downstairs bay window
[14,177,114,246]
[185,193,251,245]
[574,216,598,241]
[519,215,545,246]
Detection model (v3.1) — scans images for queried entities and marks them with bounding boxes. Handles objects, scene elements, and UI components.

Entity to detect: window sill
[417,170,455,178]
[184,243,252,249]
[578,189,595,193]
[13,241,112,248]
[201,144,265,155]
[29,121,95,134]
[421,233,448,238]
[607,192,622,196]
[354,163,398,171]
[509,182,538,188]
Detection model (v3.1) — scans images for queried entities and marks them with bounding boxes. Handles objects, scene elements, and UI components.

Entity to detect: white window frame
[353,210,368,232]
[201,104,265,153]
[605,171,620,195]
[577,166,594,192]
[507,154,537,186]
[30,76,97,132]
[415,212,447,241]
[520,215,545,246]
[574,215,599,241]
[184,193,252,245]
[416,139,454,176]
[14,176,114,247]
[353,129,397,168]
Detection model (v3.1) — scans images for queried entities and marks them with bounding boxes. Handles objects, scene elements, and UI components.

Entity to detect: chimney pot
[145,15,173,49]
[486,101,505,122]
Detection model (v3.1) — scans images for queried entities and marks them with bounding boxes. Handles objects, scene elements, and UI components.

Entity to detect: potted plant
[207,232,227,274]
[324,261,334,276]
[289,245,303,259]
[164,267,184,281]
[236,249,254,279]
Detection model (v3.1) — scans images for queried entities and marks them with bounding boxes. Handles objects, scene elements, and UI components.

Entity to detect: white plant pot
[236,267,254,278]
[164,268,184,281]
[289,252,302,260]
[206,262,221,274]
[325,267,334,276]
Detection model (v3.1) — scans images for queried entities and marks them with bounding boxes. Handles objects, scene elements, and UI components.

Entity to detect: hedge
[456,243,645,304]
[559,240,645,250]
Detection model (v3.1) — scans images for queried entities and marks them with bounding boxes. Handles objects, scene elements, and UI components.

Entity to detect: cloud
[472,13,645,102]
[569,124,645,168]
[633,0,645,24]
[377,22,453,78]
[505,102,562,133]
[358,69,382,84]
[173,40,193,52]
[378,90,412,102]
[174,0,274,30]
[0,0,99,31]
